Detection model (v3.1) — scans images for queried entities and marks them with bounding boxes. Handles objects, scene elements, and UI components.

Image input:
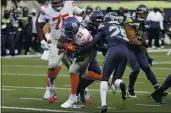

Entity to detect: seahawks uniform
[98,22,128,79]
[126,17,159,93]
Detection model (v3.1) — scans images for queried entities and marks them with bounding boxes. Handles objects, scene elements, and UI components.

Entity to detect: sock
[100,81,108,107]
[128,70,139,89]
[70,73,79,95]
[114,79,123,88]
[76,77,95,96]
[144,67,158,87]
[47,66,62,88]
[86,71,102,80]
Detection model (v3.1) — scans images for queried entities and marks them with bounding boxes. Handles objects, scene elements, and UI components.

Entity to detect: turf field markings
[19,98,43,101]
[96,106,117,110]
[63,85,71,87]
[2,85,171,94]
[135,104,161,107]
[1,73,167,79]
[1,106,86,113]
[1,89,15,91]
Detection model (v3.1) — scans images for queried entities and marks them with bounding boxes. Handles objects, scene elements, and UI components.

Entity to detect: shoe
[162,91,168,97]
[161,46,164,49]
[120,82,126,101]
[80,88,91,104]
[128,88,137,98]
[108,75,116,94]
[99,105,107,113]
[73,101,85,108]
[43,87,58,100]
[61,96,77,108]
[48,96,60,103]
[151,91,165,104]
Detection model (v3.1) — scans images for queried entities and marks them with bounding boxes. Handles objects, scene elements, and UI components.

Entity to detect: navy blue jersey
[98,22,128,48]
[125,17,150,41]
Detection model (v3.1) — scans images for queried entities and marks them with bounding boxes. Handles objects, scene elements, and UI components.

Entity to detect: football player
[125,4,166,98]
[36,0,86,102]
[74,12,129,113]
[76,10,105,104]
[57,17,102,108]
[151,74,171,104]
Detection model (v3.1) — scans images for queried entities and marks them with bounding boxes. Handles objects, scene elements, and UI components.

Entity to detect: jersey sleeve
[71,1,84,15]
[38,6,47,23]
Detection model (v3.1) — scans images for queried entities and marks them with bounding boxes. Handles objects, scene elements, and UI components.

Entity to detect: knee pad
[69,63,80,74]
[48,62,57,69]
[114,79,123,88]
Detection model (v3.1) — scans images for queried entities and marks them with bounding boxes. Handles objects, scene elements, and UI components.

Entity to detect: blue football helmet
[62,17,80,40]
[136,4,148,21]
[104,12,120,24]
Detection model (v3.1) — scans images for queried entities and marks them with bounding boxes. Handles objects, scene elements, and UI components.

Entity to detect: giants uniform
[64,26,97,78]
[38,1,83,69]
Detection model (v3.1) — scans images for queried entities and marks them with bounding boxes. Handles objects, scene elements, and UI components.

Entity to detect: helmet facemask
[50,0,64,11]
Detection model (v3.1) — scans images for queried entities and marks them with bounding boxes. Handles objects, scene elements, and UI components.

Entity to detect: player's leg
[127,49,140,98]
[77,58,101,104]
[44,40,64,100]
[112,48,128,101]
[100,46,119,113]
[137,50,159,89]
[151,74,171,104]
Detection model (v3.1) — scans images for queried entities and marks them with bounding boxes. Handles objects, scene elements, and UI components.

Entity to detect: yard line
[1,89,15,91]
[2,85,171,94]
[2,73,167,79]
[135,104,161,107]
[1,106,86,113]
[19,98,43,100]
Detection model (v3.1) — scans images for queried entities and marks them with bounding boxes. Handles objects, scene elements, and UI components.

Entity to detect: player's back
[99,22,128,48]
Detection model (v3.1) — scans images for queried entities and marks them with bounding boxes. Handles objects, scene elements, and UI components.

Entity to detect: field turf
[1,51,171,112]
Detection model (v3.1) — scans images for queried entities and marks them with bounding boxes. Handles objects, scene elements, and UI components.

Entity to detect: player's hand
[40,40,51,50]
[141,42,148,48]
[64,42,77,52]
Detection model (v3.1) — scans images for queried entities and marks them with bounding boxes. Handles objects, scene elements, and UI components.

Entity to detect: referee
[147,7,164,48]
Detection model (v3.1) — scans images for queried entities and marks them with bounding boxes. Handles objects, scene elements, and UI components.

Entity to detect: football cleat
[127,88,137,98]
[151,91,166,104]
[80,88,92,104]
[48,95,60,103]
[43,87,57,99]
[99,105,107,113]
[61,96,77,108]
[120,82,126,101]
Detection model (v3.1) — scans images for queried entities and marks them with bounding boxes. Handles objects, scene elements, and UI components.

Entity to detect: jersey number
[109,26,128,41]
[52,13,69,30]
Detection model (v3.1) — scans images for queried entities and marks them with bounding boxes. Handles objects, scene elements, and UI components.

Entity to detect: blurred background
[1,0,171,57]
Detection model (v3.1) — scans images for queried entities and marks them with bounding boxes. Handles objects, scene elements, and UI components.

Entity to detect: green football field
[1,51,171,113]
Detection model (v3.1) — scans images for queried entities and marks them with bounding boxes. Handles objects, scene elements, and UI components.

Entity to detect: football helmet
[89,10,104,31]
[136,4,148,21]
[62,17,80,40]
[104,12,120,24]
[50,0,64,11]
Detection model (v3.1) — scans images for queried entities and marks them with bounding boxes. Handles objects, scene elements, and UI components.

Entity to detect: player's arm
[36,8,51,50]
[72,1,86,20]
[125,23,142,46]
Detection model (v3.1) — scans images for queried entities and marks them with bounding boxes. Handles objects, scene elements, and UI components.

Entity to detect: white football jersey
[38,1,83,39]
[74,27,93,46]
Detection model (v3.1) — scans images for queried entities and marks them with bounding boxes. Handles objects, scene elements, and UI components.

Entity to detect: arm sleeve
[37,6,47,23]
[76,31,104,54]
[72,1,84,15]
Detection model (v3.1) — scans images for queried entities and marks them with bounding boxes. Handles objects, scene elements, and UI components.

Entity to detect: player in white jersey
[57,17,97,108]
[36,0,86,103]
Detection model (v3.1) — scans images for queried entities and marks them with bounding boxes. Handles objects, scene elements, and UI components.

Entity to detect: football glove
[40,40,51,50]
[64,42,77,52]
